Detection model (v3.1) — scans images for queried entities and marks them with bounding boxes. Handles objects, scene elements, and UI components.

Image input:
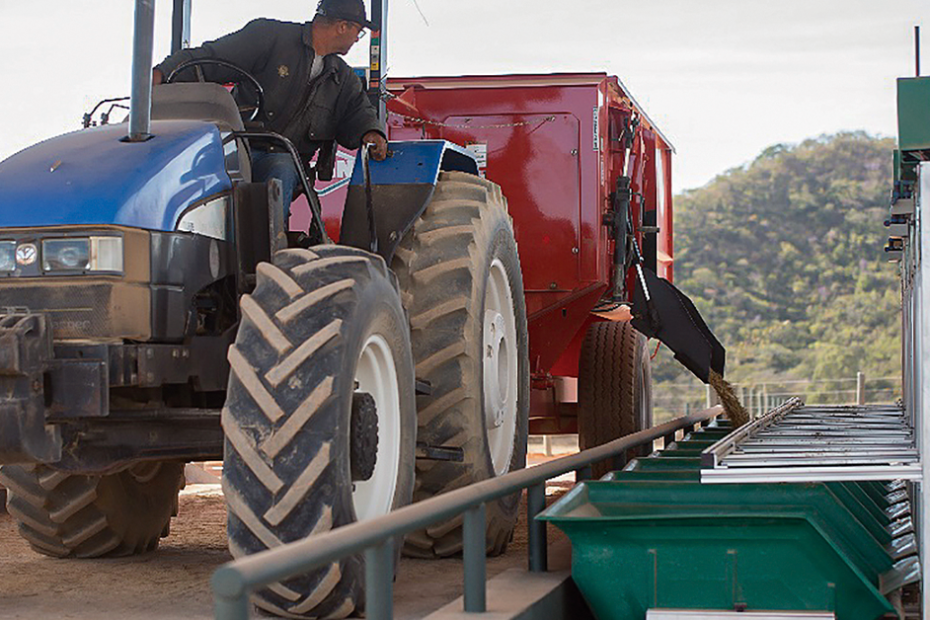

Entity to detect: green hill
[652,132,900,414]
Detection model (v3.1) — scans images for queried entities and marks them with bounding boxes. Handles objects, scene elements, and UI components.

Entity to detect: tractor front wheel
[222,246,416,619]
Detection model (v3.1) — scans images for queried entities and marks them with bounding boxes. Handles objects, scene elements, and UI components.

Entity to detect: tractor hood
[0,120,232,232]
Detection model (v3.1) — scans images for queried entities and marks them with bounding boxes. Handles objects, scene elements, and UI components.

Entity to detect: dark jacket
[155,19,383,163]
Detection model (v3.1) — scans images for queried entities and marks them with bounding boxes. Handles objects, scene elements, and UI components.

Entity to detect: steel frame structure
[700,401,922,483]
[904,161,930,618]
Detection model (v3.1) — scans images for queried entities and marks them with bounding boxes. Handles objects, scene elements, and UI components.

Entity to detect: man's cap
[316,0,376,30]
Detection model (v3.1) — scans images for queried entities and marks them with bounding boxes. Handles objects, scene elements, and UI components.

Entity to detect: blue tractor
[0,2,530,617]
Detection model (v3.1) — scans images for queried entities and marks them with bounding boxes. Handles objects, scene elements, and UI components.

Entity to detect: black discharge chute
[630,266,725,384]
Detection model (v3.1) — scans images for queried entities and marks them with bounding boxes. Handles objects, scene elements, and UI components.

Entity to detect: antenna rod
[171,0,192,54]
[917,25,921,77]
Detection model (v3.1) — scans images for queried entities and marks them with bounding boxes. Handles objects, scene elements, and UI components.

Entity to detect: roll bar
[127,0,388,142]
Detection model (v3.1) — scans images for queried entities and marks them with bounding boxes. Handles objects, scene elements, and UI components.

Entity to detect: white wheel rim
[352,334,402,522]
[483,258,519,476]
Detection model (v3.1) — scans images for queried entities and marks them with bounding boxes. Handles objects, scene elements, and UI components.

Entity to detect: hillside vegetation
[652,132,900,411]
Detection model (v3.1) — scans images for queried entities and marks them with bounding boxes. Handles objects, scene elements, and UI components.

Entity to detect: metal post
[463,503,487,612]
[365,540,394,620]
[212,567,251,620]
[128,0,156,142]
[171,0,191,54]
[527,484,547,572]
[575,464,593,481]
[917,163,930,619]
[917,25,922,77]
[542,435,552,457]
[368,0,388,121]
[213,595,250,620]
[857,371,866,405]
[762,384,769,414]
[705,384,714,409]
[612,449,627,472]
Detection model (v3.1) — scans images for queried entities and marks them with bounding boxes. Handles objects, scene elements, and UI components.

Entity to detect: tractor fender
[339,140,479,262]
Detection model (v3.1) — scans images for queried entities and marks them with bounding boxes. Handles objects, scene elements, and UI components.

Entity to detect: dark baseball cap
[316,0,376,30]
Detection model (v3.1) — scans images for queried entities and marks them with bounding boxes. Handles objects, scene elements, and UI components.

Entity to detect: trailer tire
[578,321,653,479]
[392,172,529,559]
[0,461,184,558]
[222,246,416,619]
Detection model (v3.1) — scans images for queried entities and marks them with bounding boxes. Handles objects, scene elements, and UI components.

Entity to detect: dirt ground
[0,491,230,620]
[0,464,572,620]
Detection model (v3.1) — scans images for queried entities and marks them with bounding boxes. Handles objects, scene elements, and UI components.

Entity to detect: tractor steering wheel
[165,59,266,122]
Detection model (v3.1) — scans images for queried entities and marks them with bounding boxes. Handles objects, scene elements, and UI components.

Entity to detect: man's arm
[335,71,387,160]
[154,19,274,84]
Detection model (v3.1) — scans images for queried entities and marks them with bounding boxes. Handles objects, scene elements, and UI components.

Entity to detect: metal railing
[212,405,724,619]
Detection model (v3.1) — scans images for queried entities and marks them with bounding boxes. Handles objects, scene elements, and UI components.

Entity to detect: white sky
[0,0,926,191]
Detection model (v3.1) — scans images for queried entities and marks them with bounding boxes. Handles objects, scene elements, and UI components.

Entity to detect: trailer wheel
[578,321,653,479]
[222,246,416,619]
[392,172,529,559]
[0,461,183,558]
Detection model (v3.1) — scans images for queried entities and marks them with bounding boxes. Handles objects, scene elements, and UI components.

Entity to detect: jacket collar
[302,22,314,49]
[302,22,342,84]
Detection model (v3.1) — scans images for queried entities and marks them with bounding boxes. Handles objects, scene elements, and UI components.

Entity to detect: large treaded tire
[0,461,184,558]
[392,172,530,559]
[578,321,653,479]
[222,246,416,619]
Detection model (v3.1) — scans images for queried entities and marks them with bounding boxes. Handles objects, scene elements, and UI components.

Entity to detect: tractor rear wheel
[392,171,529,558]
[222,246,416,619]
[0,461,184,558]
[578,321,653,479]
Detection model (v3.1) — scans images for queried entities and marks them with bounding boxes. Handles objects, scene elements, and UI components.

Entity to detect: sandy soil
[0,492,230,620]
[0,475,572,620]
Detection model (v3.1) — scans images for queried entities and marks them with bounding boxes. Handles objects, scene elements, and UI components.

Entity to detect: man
[153,0,388,227]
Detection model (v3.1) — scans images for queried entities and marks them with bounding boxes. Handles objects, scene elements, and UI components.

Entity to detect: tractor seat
[151,83,245,131]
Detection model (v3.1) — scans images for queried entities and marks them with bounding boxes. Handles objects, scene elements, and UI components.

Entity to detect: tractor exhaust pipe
[127,0,156,142]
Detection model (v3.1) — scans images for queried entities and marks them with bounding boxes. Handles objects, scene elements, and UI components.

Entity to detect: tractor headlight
[0,241,14,273]
[43,239,90,271]
[42,236,123,273]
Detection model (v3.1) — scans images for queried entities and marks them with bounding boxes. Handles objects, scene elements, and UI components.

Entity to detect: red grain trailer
[311,72,720,455]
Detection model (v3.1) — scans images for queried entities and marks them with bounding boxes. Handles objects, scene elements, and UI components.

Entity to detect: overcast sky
[0,0,926,191]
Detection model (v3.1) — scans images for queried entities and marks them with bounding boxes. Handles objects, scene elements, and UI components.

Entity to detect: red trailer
[310,72,682,444]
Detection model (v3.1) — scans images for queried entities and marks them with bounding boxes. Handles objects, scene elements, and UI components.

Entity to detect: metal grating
[701,400,922,483]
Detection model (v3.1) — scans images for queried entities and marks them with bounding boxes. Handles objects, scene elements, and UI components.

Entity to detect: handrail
[212,405,725,619]
[700,397,802,467]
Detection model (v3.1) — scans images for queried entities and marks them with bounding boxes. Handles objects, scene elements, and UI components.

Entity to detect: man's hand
[153,68,164,86]
[362,131,388,161]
